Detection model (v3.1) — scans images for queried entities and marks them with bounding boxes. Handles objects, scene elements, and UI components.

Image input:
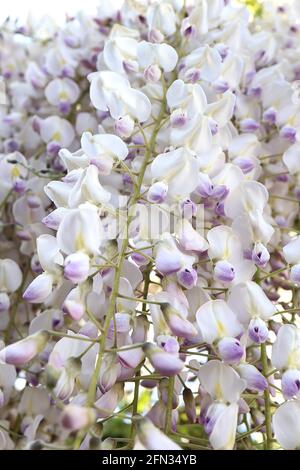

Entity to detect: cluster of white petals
[1,0,300,451]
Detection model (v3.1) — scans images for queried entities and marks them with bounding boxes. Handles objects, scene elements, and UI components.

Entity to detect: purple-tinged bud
[47,141,61,157]
[237,364,267,392]
[244,249,252,261]
[248,318,269,344]
[252,242,270,268]
[58,101,71,114]
[183,387,196,424]
[30,254,42,274]
[5,139,19,153]
[61,405,96,431]
[142,342,184,376]
[52,156,66,172]
[247,86,262,98]
[233,157,255,174]
[147,181,168,203]
[181,198,197,219]
[132,316,149,343]
[32,117,41,133]
[263,107,277,125]
[183,25,196,38]
[275,216,287,228]
[185,68,201,83]
[144,64,161,82]
[177,266,197,289]
[212,80,229,94]
[23,273,53,303]
[294,186,300,200]
[215,44,228,60]
[16,230,32,241]
[115,115,134,138]
[215,201,225,216]
[123,59,138,73]
[196,173,214,198]
[0,330,49,365]
[63,299,85,321]
[0,293,10,312]
[13,178,26,193]
[148,29,164,43]
[64,252,90,284]
[209,119,218,136]
[170,110,188,128]
[211,185,229,200]
[42,209,65,230]
[218,337,244,364]
[161,303,197,339]
[290,264,300,284]
[280,126,297,143]
[240,118,260,133]
[118,347,144,369]
[214,260,235,283]
[276,174,289,183]
[281,369,300,399]
[27,194,41,209]
[157,335,180,354]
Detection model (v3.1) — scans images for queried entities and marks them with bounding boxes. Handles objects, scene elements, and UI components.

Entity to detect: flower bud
[61,405,96,431]
[280,126,296,143]
[13,178,26,193]
[0,293,10,312]
[23,273,53,303]
[64,252,90,284]
[183,387,196,424]
[237,364,267,392]
[142,342,184,376]
[157,335,180,354]
[196,173,214,198]
[177,266,197,289]
[217,337,244,364]
[281,369,300,399]
[239,118,260,132]
[148,29,164,43]
[115,115,134,138]
[248,318,269,344]
[147,181,168,203]
[161,303,197,338]
[27,195,41,209]
[144,64,161,82]
[214,260,235,283]
[252,242,270,268]
[118,347,144,369]
[170,109,188,128]
[233,157,255,174]
[263,107,276,124]
[0,330,49,365]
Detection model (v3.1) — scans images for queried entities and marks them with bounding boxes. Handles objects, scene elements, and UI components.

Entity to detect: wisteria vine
[1,0,300,451]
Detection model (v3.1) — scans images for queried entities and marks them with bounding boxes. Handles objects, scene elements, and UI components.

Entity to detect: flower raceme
[1,0,300,452]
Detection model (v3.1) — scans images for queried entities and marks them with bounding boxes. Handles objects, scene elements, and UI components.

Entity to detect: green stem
[261,343,272,450]
[86,89,167,407]
[164,375,175,435]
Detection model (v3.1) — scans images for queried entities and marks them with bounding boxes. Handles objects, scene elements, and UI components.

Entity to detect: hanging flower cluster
[1,0,300,451]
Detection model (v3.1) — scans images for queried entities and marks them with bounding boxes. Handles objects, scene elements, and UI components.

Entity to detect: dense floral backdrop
[1,0,300,450]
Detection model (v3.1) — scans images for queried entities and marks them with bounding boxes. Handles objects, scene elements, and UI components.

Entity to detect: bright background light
[0,0,99,24]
